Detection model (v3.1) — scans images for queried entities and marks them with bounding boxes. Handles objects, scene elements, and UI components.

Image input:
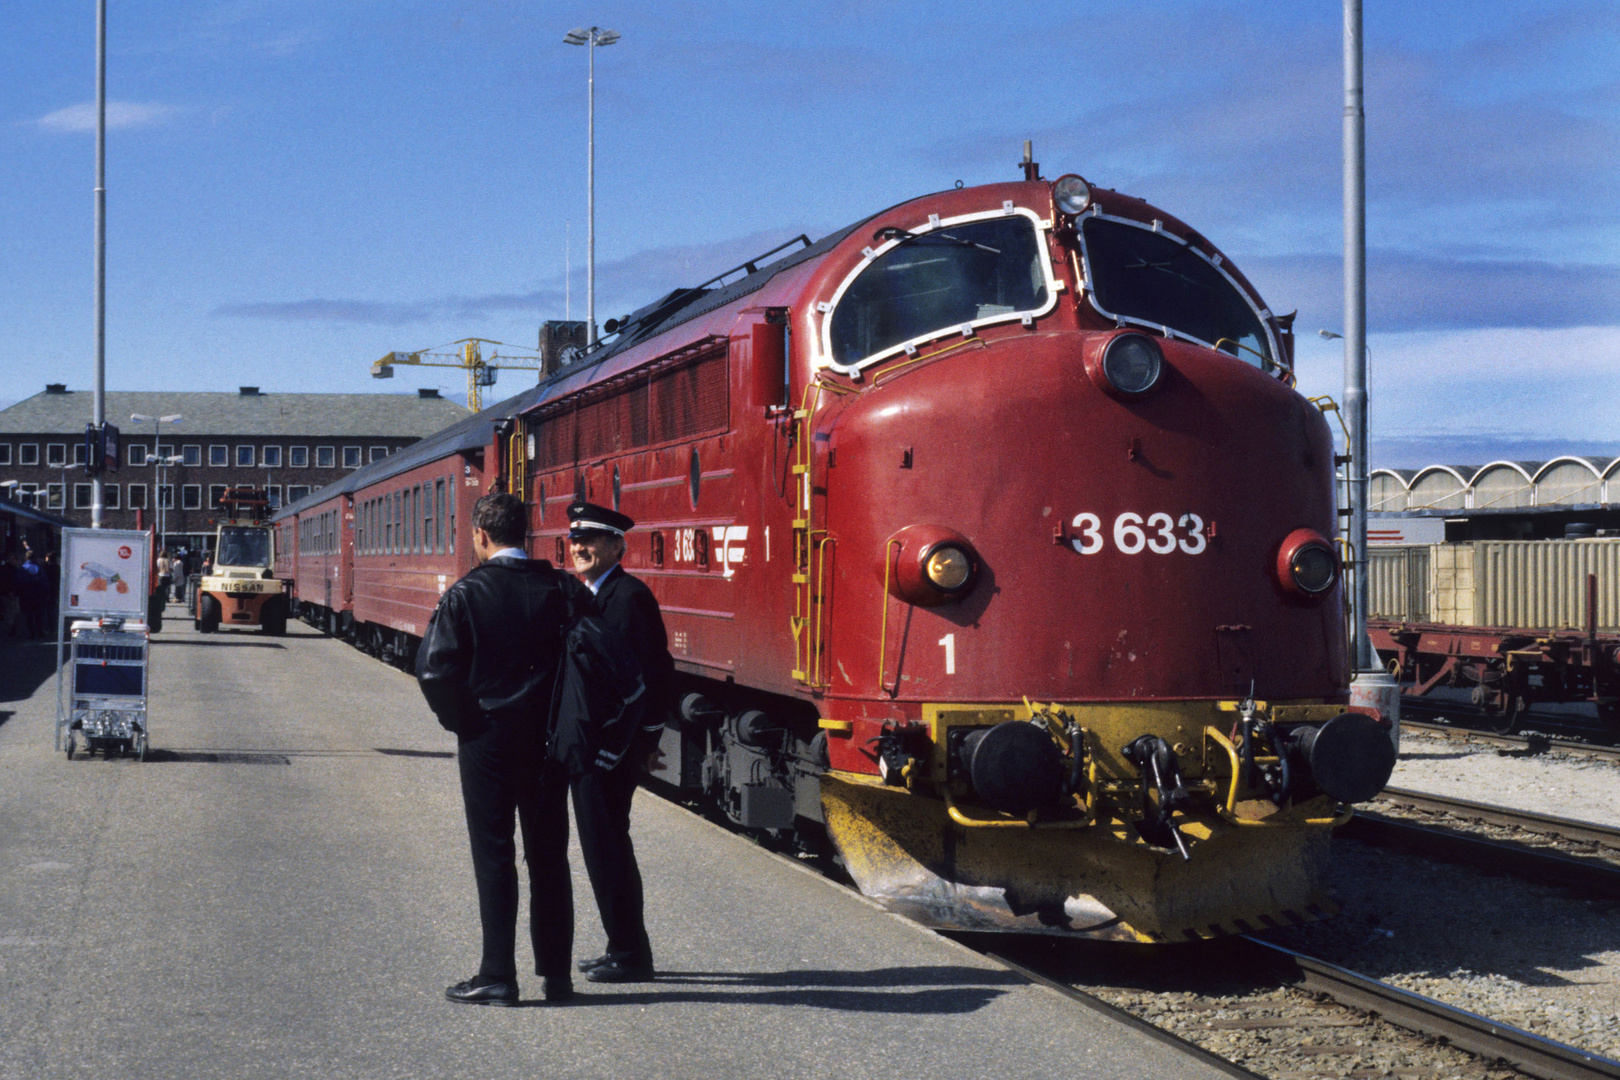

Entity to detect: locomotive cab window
[823,209,1058,372]
[1078,215,1277,372]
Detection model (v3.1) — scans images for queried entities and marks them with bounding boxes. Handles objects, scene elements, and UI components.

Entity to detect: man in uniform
[417,492,596,1005]
[566,500,673,983]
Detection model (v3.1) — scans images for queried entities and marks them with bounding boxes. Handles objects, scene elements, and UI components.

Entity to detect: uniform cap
[567,500,634,538]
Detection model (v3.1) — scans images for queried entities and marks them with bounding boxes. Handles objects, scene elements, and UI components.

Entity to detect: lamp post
[563,25,619,347]
[145,454,182,548]
[130,413,182,541]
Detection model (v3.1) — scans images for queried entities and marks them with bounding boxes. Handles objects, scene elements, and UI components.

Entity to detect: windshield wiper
[874,226,1000,254]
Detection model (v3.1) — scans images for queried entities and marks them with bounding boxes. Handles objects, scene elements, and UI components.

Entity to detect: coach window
[823,209,1057,372]
[434,479,445,553]
[689,449,701,507]
[414,486,424,552]
[421,485,433,553]
[447,494,456,555]
[210,445,228,466]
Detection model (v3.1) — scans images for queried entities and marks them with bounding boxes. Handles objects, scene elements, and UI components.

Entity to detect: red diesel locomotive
[278,166,1396,942]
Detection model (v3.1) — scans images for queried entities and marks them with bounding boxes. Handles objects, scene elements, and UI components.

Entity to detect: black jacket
[416,556,596,740]
[593,566,675,728]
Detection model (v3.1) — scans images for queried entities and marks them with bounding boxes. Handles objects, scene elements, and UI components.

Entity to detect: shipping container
[1368,539,1620,631]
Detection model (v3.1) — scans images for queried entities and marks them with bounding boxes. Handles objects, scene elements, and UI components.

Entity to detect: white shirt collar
[489,547,527,562]
[585,562,621,595]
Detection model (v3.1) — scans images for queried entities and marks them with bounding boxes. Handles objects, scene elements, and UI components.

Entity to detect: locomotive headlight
[885,525,980,606]
[925,546,973,592]
[1276,529,1339,601]
[1053,175,1091,215]
[1101,334,1163,395]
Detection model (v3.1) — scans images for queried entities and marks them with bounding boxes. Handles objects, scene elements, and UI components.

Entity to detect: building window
[316,446,335,469]
[262,445,282,467]
[46,483,64,509]
[47,444,67,467]
[127,443,146,467]
[158,485,174,509]
[370,446,388,463]
[104,484,120,509]
[210,445,228,466]
[287,484,310,502]
[267,485,282,509]
[74,483,93,509]
[182,484,202,510]
[289,446,308,468]
[0,443,10,466]
[73,443,87,466]
[182,445,202,467]
[209,484,227,509]
[20,443,40,466]
[236,445,255,467]
[157,443,175,460]
[343,446,361,468]
[127,484,148,509]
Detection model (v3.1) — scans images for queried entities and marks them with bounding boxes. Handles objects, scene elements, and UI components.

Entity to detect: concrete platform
[0,611,1233,1079]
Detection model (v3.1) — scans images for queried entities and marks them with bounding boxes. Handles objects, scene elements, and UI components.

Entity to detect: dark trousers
[571,765,651,966]
[457,726,573,980]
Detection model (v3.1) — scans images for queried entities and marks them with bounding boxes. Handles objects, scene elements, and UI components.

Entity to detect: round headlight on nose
[925,545,973,592]
[1053,174,1091,215]
[1101,334,1163,396]
[1276,529,1339,601]
[884,525,980,607]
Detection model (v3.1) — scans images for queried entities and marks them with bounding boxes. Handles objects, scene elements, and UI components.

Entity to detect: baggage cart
[62,617,150,760]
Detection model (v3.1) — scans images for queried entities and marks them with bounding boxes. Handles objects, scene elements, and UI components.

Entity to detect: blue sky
[3,1,1616,468]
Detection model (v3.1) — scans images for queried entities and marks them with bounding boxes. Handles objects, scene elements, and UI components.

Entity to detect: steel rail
[982,952,1267,1080]
[1339,800,1620,896]
[1242,938,1620,1080]
[1376,786,1620,850]
[1402,718,1620,762]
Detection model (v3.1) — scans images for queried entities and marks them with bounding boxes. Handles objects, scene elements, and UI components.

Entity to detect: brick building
[0,384,468,550]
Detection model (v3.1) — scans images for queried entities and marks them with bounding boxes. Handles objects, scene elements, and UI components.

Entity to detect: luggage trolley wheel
[134,732,148,762]
[65,733,77,759]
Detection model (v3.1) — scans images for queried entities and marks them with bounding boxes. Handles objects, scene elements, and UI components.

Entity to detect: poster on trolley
[58,528,151,621]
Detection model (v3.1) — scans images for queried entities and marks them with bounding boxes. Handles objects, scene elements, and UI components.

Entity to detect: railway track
[983,938,1620,1080]
[1401,717,1620,764]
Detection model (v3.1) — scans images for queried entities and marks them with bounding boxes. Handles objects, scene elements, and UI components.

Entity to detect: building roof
[0,389,470,438]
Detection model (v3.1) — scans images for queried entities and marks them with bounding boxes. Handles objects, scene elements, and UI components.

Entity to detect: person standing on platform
[155,551,173,607]
[566,500,674,984]
[416,492,596,1006]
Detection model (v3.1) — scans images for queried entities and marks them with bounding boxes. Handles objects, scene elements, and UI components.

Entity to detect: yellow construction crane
[371,338,543,412]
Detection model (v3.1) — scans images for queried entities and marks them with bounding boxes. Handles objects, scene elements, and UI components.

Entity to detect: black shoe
[577,954,612,974]
[542,976,575,1003]
[445,975,518,1006]
[585,959,654,983]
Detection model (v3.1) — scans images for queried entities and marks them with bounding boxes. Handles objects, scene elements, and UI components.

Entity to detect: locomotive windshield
[217,526,271,568]
[828,216,1050,367]
[1080,216,1275,370]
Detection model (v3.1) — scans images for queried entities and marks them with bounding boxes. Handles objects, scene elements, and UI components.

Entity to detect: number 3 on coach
[1069,512,1207,556]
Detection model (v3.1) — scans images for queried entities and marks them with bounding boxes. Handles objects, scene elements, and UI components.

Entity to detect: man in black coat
[566,500,673,983]
[417,492,596,1006]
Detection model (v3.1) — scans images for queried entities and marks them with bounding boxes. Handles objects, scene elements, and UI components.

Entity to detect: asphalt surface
[0,609,1232,1079]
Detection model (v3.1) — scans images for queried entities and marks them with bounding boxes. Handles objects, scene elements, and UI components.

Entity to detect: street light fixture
[145,453,182,547]
[563,25,619,348]
[131,413,182,541]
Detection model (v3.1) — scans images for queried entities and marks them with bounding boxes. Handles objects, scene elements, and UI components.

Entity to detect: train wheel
[1488,694,1526,735]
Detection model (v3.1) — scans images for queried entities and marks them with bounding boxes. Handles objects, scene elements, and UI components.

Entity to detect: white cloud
[34,101,179,133]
